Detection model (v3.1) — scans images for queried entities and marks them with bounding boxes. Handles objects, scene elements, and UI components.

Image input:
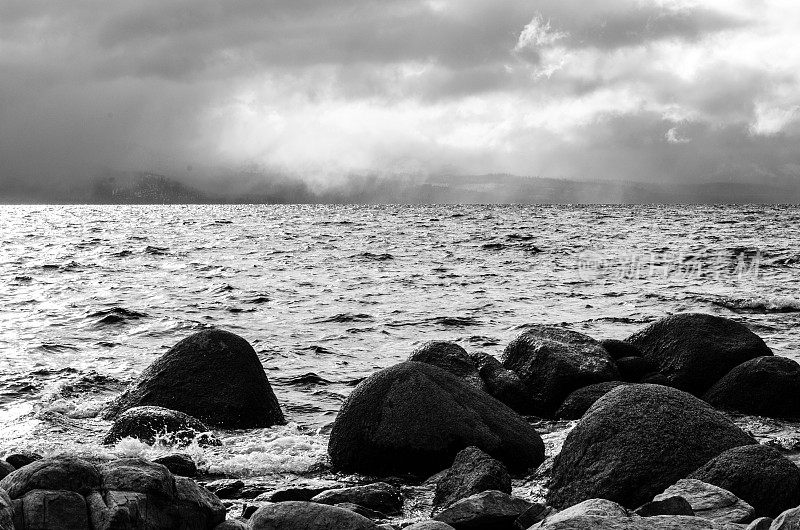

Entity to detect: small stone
[153,453,197,477]
[654,479,753,524]
[205,479,245,499]
[434,490,531,529]
[311,482,403,515]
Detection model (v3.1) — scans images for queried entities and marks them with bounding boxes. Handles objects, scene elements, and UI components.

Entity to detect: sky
[2,0,800,191]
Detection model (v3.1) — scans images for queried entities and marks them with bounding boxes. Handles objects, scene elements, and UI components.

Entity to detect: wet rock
[502,325,619,416]
[248,501,378,529]
[616,356,657,383]
[771,506,800,529]
[626,313,772,395]
[535,515,749,529]
[539,498,629,525]
[703,356,800,418]
[103,406,219,446]
[100,458,176,500]
[635,497,695,517]
[205,479,244,499]
[687,444,800,518]
[745,517,772,530]
[547,384,755,509]
[153,453,197,477]
[601,339,643,360]
[0,456,101,499]
[22,489,89,530]
[434,446,511,509]
[336,502,388,519]
[554,381,629,420]
[103,328,285,428]
[213,521,248,530]
[256,479,342,502]
[433,490,532,529]
[311,482,403,515]
[654,479,753,523]
[471,353,541,415]
[328,361,545,475]
[410,341,485,391]
[0,490,13,530]
[5,451,42,470]
[0,462,13,481]
[173,476,227,528]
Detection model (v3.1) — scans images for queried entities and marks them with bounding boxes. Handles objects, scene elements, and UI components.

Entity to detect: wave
[274,373,333,386]
[88,307,147,326]
[311,313,373,324]
[713,296,800,314]
[354,252,393,261]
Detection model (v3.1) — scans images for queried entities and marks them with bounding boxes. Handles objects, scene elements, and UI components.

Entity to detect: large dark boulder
[103,406,219,446]
[471,353,541,415]
[103,328,284,428]
[555,381,629,420]
[433,490,531,530]
[687,444,800,518]
[434,446,511,509]
[626,313,772,395]
[703,356,800,418]
[547,384,755,509]
[0,456,101,499]
[249,501,378,530]
[410,341,485,391]
[502,326,619,416]
[311,482,403,515]
[328,362,545,475]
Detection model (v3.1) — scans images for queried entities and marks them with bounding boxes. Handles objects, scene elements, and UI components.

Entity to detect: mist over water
[2,203,800,490]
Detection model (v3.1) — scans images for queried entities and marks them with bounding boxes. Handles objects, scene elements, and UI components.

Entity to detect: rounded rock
[0,456,101,499]
[555,381,629,420]
[410,341,485,391]
[328,361,545,475]
[103,406,219,446]
[249,501,378,530]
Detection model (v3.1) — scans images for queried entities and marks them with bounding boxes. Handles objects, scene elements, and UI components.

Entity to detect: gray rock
[328,362,545,475]
[174,476,227,529]
[336,502,388,519]
[434,490,532,529]
[248,501,378,529]
[538,499,628,526]
[770,506,800,529]
[688,444,800,518]
[410,341,485,391]
[205,479,244,499]
[514,504,551,529]
[311,482,403,515]
[22,489,89,530]
[547,384,755,509]
[0,456,101,499]
[5,451,42,470]
[434,446,510,509]
[626,313,772,395]
[535,515,749,529]
[471,353,541,415]
[0,490,12,530]
[0,463,13,482]
[255,479,342,502]
[745,518,772,530]
[104,328,284,428]
[502,325,619,416]
[214,521,248,530]
[600,339,643,360]
[554,381,629,420]
[635,497,695,517]
[655,479,754,524]
[103,406,220,446]
[406,522,456,530]
[153,453,198,477]
[704,356,800,418]
[100,458,176,500]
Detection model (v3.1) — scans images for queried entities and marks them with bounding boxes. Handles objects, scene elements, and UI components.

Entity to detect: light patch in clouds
[2,0,800,191]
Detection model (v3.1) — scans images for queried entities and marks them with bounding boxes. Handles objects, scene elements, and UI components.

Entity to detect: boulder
[410,342,485,391]
[626,313,772,395]
[205,479,244,499]
[502,326,619,415]
[255,479,342,502]
[635,497,695,517]
[600,339,643,360]
[616,357,657,383]
[0,490,13,530]
[328,362,545,475]
[539,498,628,526]
[0,456,101,499]
[554,381,629,420]
[771,506,800,529]
[248,501,378,529]
[703,356,800,418]
[471,353,541,415]
[406,522,456,530]
[654,479,753,523]
[547,384,755,509]
[514,503,552,529]
[213,521,248,530]
[535,515,749,529]
[434,490,532,530]
[21,489,89,530]
[5,451,42,470]
[687,444,800,517]
[103,328,284,428]
[311,482,403,515]
[336,502,388,519]
[100,458,176,500]
[434,446,511,509]
[153,453,198,477]
[746,518,772,530]
[0,462,13,481]
[173,476,227,528]
[103,406,219,446]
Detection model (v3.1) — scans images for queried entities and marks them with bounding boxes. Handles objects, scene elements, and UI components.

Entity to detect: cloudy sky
[2,0,800,189]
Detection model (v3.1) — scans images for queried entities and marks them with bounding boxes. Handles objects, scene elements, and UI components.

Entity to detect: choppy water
[2,204,800,511]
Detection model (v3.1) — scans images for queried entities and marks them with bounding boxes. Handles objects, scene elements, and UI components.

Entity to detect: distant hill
[91,172,207,203]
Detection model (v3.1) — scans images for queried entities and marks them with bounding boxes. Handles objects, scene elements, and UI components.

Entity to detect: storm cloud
[2,0,800,194]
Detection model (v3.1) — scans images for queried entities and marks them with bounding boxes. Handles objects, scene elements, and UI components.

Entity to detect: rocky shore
[4,312,800,529]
